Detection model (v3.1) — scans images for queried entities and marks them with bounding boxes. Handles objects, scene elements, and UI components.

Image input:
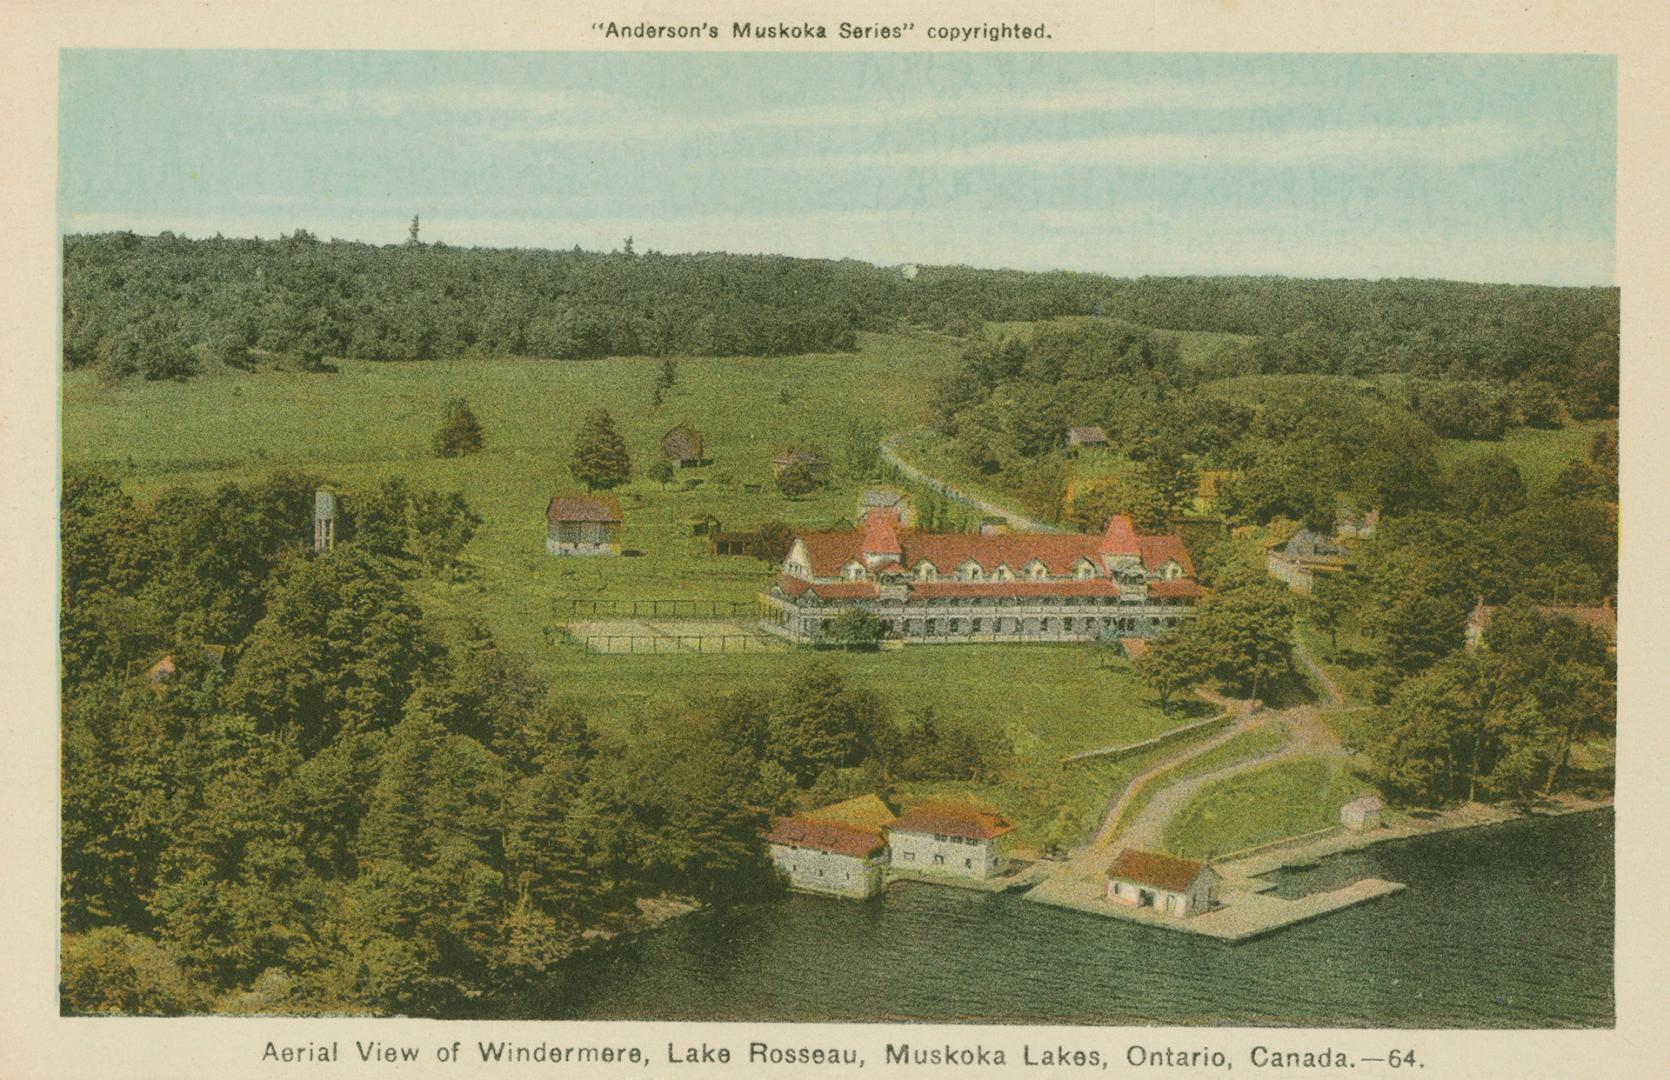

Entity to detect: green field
[63,330,966,668]
[1160,755,1365,859]
[1439,418,1615,490]
[63,329,1202,757]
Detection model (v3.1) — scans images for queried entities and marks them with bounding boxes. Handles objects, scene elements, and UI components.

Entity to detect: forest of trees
[59,469,1003,1015]
[63,231,1617,408]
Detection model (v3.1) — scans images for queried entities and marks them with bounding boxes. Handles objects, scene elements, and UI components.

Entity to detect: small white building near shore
[1105,848,1221,918]
[1340,795,1385,831]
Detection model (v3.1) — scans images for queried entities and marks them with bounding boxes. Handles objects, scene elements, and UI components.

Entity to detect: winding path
[879,431,1065,532]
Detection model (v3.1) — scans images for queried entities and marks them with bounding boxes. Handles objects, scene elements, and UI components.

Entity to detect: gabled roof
[1137,534,1195,575]
[765,817,887,859]
[890,799,1014,841]
[861,508,903,557]
[546,495,622,524]
[1067,425,1109,442]
[1106,848,1215,891]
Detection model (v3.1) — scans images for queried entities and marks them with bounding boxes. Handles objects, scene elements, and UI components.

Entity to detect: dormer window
[1164,561,1182,580]
[842,562,868,582]
[958,560,983,582]
[1072,558,1098,580]
[994,564,1014,581]
[915,561,938,582]
[1024,560,1048,580]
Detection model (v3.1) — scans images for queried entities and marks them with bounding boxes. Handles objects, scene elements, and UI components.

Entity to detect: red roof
[890,799,1015,842]
[1149,579,1206,599]
[861,508,903,557]
[1106,848,1213,891]
[546,495,621,524]
[792,522,1191,581]
[765,816,887,859]
[1100,514,1140,557]
[905,579,1124,599]
[1137,534,1194,576]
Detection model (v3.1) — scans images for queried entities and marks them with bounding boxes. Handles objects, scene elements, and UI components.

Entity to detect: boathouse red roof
[765,817,888,859]
[889,799,1015,842]
[1106,848,1214,892]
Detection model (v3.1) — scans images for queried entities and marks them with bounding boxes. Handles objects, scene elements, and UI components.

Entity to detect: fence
[577,633,789,655]
[561,598,758,618]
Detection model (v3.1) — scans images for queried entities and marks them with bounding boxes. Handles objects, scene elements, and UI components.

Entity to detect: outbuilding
[1066,425,1110,451]
[1105,848,1221,918]
[660,422,705,468]
[545,495,622,556]
[1340,795,1385,831]
[887,799,1014,880]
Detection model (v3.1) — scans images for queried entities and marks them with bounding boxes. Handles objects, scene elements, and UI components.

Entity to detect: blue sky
[59,51,1615,285]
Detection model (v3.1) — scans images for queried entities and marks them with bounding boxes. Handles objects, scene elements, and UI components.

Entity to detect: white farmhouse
[887,799,1014,880]
[1105,848,1221,918]
[765,794,895,899]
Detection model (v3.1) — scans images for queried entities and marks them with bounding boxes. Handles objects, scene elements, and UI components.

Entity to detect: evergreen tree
[433,398,485,458]
[569,409,632,492]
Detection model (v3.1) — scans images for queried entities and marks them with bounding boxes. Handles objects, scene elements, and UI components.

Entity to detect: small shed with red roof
[1106,848,1221,918]
[887,798,1015,880]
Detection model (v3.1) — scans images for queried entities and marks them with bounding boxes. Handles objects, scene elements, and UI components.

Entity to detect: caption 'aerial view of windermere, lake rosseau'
[56,49,1616,1030]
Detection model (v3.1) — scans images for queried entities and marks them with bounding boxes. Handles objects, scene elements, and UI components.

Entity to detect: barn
[545,495,622,556]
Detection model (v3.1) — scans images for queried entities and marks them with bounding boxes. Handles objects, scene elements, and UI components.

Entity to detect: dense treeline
[62,232,882,378]
[59,469,1002,1015]
[65,233,1617,415]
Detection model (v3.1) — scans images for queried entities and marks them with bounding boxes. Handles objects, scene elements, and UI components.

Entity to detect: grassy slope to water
[1160,756,1363,860]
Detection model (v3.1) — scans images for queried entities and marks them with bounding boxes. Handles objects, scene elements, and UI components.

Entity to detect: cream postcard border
[1,1,1665,1077]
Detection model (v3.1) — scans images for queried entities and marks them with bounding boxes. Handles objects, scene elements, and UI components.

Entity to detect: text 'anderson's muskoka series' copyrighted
[260,1036,1436,1073]
[589,20,1052,44]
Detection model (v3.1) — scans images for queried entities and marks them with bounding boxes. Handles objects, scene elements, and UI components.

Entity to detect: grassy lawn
[1439,418,1614,491]
[63,330,1190,757]
[1160,755,1367,860]
[898,724,1220,853]
[63,330,966,675]
[1107,723,1288,838]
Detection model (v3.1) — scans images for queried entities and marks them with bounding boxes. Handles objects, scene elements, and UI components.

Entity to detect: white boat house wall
[886,800,1015,880]
[1105,848,1221,919]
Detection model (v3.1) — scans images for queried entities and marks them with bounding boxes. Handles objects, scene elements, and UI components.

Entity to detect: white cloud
[263,84,603,117]
[487,78,1294,143]
[799,121,1521,170]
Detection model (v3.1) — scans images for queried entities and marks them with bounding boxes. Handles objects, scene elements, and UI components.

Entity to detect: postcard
[2,1,1666,1077]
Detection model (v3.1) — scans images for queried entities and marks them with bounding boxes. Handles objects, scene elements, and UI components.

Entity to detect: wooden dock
[1026,875,1406,942]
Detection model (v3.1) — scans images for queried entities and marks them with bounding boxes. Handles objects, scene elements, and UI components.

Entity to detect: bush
[61,928,203,1016]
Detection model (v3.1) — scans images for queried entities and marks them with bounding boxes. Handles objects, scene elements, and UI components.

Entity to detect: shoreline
[1023,794,1612,941]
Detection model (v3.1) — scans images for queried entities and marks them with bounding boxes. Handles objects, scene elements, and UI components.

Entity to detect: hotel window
[934,833,948,842]
[933,854,945,865]
[965,859,972,869]
[903,851,914,861]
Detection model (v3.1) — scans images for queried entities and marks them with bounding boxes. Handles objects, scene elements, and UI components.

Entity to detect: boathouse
[887,799,1014,880]
[1105,848,1221,918]
[765,794,896,898]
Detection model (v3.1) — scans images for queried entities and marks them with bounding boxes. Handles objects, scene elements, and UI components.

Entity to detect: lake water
[503,810,1613,1028]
